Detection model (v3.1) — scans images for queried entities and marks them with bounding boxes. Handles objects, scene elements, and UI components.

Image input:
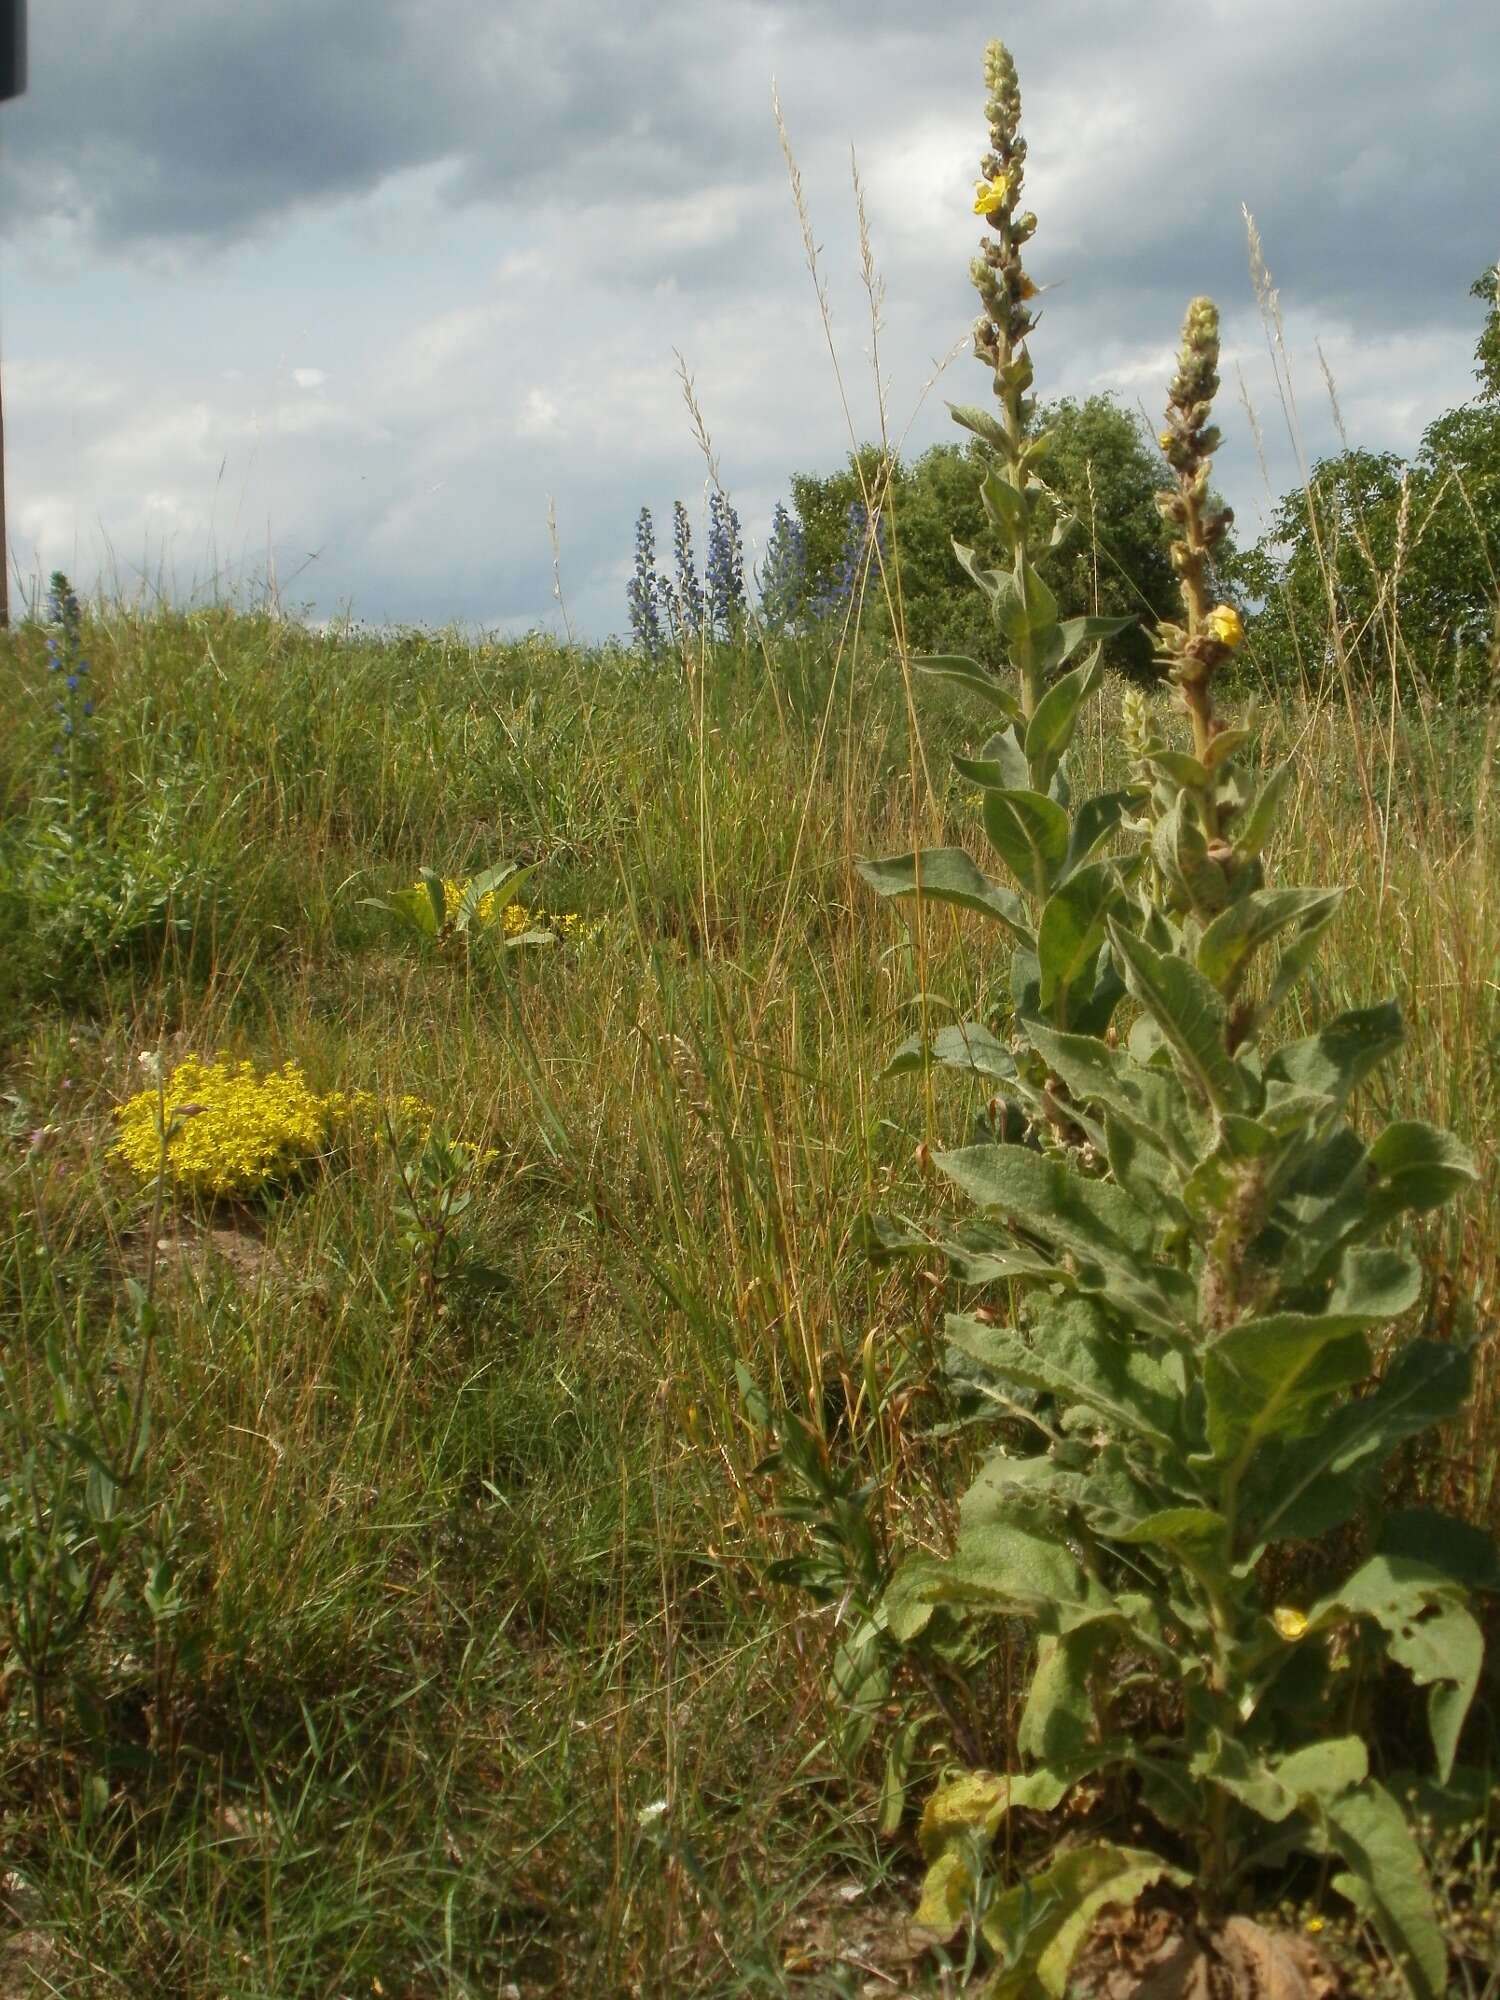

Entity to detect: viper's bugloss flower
[973,173,1009,215]
[627,505,665,658]
[1206,604,1245,650]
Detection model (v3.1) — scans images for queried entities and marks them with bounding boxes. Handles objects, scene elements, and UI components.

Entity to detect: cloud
[2,1,1494,636]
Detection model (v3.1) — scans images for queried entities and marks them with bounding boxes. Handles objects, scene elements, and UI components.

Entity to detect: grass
[1,600,1497,1996]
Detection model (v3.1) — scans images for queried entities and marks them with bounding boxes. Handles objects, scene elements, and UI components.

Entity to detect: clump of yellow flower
[112,1057,336,1199]
[112,1060,496,1198]
[432,878,596,941]
[972,172,1010,215]
[1206,603,1245,650]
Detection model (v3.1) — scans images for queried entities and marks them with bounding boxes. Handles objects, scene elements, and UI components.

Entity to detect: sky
[0,0,1495,641]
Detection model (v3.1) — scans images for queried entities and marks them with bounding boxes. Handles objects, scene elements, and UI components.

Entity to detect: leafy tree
[1231,270,1500,697]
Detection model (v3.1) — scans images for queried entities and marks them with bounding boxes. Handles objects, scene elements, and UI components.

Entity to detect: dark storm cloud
[7,0,1494,340]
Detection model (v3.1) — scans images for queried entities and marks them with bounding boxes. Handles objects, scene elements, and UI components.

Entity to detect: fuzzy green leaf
[980,789,1072,899]
[1203,1313,1384,1461]
[882,1021,1016,1083]
[946,1301,1181,1451]
[1065,787,1134,875]
[914,653,1025,721]
[1311,1557,1482,1783]
[1266,1002,1405,1105]
[1197,888,1343,1000]
[1323,1779,1447,2000]
[981,1845,1187,1996]
[994,558,1058,644]
[1036,861,1127,1019]
[1108,921,1247,1113]
[856,847,1033,944]
[1028,1022,1208,1174]
[946,401,1012,452]
[1245,1342,1471,1550]
[1024,649,1106,791]
[1365,1121,1479,1215]
[1233,760,1293,862]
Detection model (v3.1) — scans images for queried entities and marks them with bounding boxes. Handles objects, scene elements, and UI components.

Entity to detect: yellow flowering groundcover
[110,1058,482,1199]
[434,877,596,941]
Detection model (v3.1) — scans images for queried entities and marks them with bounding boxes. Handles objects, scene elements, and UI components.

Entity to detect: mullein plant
[843,40,1486,2000]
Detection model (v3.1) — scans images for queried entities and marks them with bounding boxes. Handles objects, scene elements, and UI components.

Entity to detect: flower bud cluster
[970,40,1038,395]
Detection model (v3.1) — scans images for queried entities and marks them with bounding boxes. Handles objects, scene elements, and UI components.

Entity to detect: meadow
[0,591,1495,1996]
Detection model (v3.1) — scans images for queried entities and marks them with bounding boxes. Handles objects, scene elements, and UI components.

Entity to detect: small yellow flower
[1206,603,1245,650]
[1158,429,1175,452]
[973,173,1010,216]
[1304,1916,1325,1936]
[1272,1607,1309,1641]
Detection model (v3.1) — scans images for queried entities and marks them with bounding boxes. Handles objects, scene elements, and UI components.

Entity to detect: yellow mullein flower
[1158,429,1175,452]
[1271,1607,1309,1641]
[972,173,1010,215]
[1206,603,1245,650]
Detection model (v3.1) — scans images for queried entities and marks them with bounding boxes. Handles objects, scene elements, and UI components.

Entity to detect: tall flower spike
[969,38,1037,435]
[1153,299,1240,768]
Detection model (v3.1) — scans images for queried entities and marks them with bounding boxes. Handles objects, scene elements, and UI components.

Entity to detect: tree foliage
[788,396,1180,676]
[1229,270,1500,698]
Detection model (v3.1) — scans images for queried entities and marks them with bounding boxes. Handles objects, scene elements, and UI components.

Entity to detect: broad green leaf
[1376,1507,1500,1592]
[981,1845,1187,1996]
[1266,1002,1405,1105]
[1053,614,1134,667]
[995,557,1058,644]
[1252,893,1344,1027]
[946,1301,1181,1451]
[1019,1618,1122,1764]
[1151,796,1230,917]
[980,789,1071,899]
[952,539,1008,603]
[1144,748,1214,791]
[1064,787,1134,875]
[1197,888,1342,1001]
[1366,1121,1478,1215]
[946,400,1012,452]
[1323,1779,1446,2000]
[1327,1245,1422,1320]
[1025,1022,1204,1170]
[913,1512,1102,1630]
[1311,1557,1483,1783]
[856,848,1032,944]
[1024,649,1106,791]
[914,652,1024,720]
[942,1219,1065,1285]
[882,1021,1016,1083]
[1204,1314,1380,1461]
[1108,921,1246,1113]
[1233,760,1293,862]
[936,1144,1189,1331]
[417,867,448,933]
[1195,1731,1366,1824]
[1245,1343,1470,1550]
[935,1144,1155,1266]
[980,467,1027,536]
[1114,1507,1226,1555]
[1036,861,1126,1017]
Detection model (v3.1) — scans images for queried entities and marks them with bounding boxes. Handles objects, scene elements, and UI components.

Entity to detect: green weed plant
[853,41,1490,1997]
